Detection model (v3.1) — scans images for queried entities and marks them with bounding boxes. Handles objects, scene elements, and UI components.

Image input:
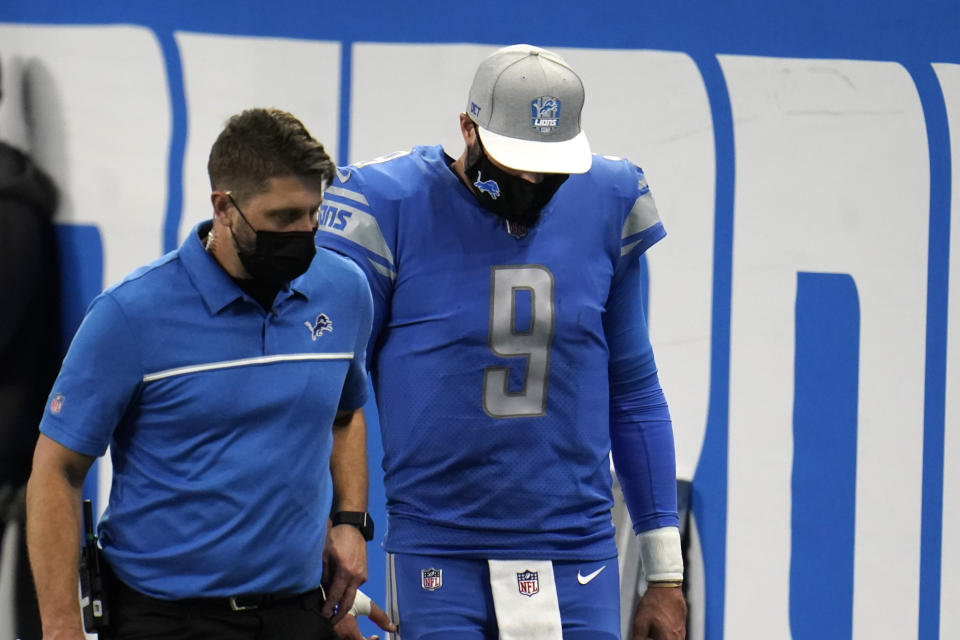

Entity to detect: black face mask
[464,139,568,232]
[228,194,317,286]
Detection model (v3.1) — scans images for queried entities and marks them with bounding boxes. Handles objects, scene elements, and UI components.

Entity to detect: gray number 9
[482,265,555,418]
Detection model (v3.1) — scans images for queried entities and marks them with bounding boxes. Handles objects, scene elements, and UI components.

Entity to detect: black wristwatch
[331,511,375,541]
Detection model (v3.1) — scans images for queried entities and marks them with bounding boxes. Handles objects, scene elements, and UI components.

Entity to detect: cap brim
[478,125,592,174]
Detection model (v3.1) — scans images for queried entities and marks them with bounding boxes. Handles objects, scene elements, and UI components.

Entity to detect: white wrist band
[348,588,372,617]
[638,526,684,582]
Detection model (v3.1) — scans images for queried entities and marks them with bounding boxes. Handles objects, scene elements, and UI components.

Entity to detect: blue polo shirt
[39,221,372,599]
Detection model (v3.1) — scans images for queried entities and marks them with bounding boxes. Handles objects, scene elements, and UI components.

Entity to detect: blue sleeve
[39,293,143,457]
[338,266,374,411]
[605,254,679,534]
[317,169,396,370]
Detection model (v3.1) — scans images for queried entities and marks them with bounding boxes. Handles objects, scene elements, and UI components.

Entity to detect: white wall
[1,15,955,640]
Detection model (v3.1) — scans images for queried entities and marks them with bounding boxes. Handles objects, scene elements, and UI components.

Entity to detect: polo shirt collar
[288,270,313,302]
[180,221,247,314]
[180,221,312,314]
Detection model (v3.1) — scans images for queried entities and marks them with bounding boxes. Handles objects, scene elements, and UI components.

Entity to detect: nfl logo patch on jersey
[531,96,561,134]
[517,569,539,597]
[421,567,442,591]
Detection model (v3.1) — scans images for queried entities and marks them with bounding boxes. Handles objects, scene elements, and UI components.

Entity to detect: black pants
[100,568,337,640]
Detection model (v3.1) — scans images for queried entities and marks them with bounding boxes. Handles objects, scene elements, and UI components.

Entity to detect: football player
[321,45,685,640]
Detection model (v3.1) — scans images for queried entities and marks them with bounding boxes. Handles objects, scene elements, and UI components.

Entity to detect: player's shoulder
[581,154,648,195]
[331,145,447,202]
[561,154,651,228]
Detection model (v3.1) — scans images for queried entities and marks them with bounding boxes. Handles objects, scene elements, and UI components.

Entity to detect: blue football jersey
[317,145,667,560]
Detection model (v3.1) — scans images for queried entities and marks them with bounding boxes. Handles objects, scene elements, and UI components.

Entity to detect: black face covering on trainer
[227,193,317,287]
[463,137,568,232]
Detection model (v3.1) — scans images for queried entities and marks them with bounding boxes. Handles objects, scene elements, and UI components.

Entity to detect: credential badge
[421,567,442,591]
[304,313,333,340]
[517,569,539,597]
[531,96,561,134]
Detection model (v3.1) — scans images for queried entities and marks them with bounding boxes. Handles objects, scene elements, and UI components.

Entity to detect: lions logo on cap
[531,97,561,134]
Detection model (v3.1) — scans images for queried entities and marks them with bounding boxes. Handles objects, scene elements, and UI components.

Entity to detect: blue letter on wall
[790,272,859,640]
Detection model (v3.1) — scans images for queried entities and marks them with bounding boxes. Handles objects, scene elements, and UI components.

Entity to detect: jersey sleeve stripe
[621,191,661,239]
[368,257,397,281]
[621,237,644,257]
[325,185,369,205]
[143,353,354,383]
[319,201,396,267]
[620,222,667,257]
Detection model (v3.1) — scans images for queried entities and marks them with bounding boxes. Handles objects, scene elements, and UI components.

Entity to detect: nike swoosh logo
[577,565,606,585]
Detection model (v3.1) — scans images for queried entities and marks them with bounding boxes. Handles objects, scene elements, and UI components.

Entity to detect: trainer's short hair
[207,108,334,202]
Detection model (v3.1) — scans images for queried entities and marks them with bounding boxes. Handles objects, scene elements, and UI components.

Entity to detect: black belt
[114,575,326,612]
[193,586,326,612]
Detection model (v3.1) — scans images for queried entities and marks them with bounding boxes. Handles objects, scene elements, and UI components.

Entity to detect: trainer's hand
[632,584,686,640]
[332,591,397,640]
[40,625,87,640]
[321,523,367,625]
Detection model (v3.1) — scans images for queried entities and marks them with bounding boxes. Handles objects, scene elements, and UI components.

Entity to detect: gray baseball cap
[466,44,592,174]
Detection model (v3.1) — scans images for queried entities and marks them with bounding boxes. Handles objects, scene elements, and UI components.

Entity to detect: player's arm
[605,256,683,569]
[606,163,682,570]
[26,435,96,640]
[316,170,395,370]
[604,253,685,640]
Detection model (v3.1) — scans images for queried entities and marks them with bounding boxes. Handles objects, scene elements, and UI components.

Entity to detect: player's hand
[332,591,397,640]
[321,523,368,625]
[632,584,686,640]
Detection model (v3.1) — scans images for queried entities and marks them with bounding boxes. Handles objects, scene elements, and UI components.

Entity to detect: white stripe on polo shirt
[142,353,354,383]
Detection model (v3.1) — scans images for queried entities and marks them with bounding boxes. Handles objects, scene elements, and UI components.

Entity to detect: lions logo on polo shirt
[304,313,333,340]
[531,97,561,134]
[516,569,539,597]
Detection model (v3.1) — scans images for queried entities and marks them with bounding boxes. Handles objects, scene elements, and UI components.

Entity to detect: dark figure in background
[0,53,60,640]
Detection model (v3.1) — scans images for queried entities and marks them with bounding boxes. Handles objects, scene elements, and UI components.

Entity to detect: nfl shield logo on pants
[421,568,442,591]
[516,570,539,597]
